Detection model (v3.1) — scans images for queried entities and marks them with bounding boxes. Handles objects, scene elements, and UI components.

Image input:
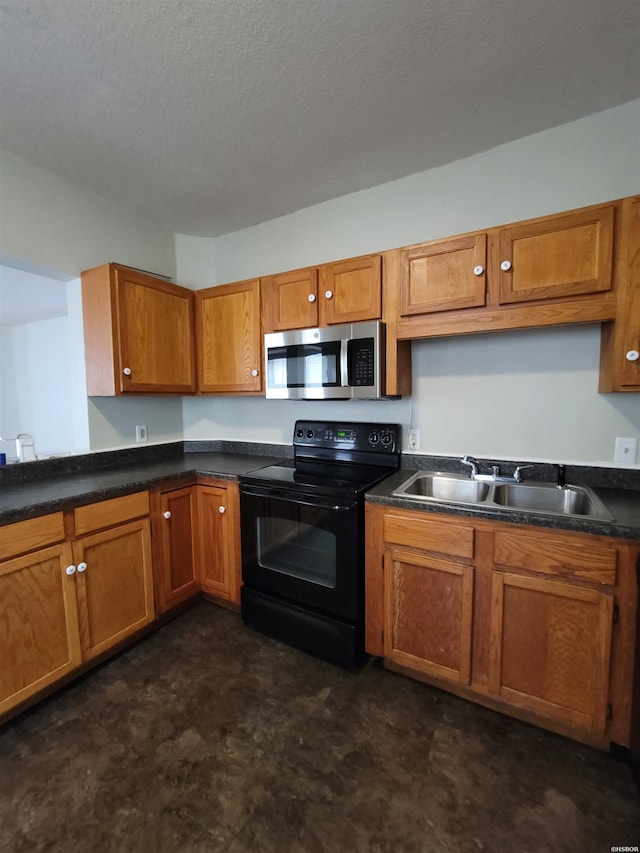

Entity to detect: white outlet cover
[614,436,637,464]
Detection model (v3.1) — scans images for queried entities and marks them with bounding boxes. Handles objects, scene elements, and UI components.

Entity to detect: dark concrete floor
[1,602,638,853]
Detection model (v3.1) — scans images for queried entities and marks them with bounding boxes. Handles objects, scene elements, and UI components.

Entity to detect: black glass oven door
[240,484,361,621]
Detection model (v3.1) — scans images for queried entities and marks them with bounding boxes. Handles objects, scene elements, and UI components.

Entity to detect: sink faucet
[461,456,534,483]
[460,455,480,478]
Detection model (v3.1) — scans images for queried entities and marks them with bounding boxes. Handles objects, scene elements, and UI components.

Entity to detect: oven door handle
[241,483,356,511]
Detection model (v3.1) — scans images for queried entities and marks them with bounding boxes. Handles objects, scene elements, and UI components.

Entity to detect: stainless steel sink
[393,472,490,504]
[491,482,612,519]
[391,471,614,521]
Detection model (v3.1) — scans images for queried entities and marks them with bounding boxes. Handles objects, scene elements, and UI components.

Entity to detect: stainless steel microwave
[264,320,394,400]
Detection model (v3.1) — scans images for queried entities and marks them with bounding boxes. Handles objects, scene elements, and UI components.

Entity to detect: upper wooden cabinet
[81,263,196,395]
[600,195,640,392]
[263,253,381,332]
[389,200,619,341]
[398,234,487,315]
[496,205,614,304]
[196,279,263,394]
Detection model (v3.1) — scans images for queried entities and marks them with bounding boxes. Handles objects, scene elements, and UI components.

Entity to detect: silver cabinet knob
[251,369,259,377]
[500,260,512,271]
[65,565,76,576]
[123,367,132,376]
[625,350,640,362]
[473,265,484,276]
[218,506,226,514]
[77,561,88,573]
[325,290,333,299]
[308,294,316,303]
[163,510,172,519]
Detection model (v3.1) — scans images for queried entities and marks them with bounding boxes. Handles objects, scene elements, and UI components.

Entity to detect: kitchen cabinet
[600,195,640,391]
[387,200,618,341]
[196,279,263,394]
[366,502,638,747]
[71,492,155,661]
[153,486,199,613]
[263,253,381,332]
[196,481,242,606]
[0,514,81,715]
[0,494,154,718]
[81,263,196,395]
[488,529,616,735]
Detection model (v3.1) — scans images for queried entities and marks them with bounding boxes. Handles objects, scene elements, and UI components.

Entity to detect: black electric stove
[239,420,400,668]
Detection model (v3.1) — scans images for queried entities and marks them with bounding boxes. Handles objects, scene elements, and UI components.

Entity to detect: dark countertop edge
[0,450,285,526]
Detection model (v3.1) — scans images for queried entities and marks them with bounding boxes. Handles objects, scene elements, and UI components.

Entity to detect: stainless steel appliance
[264,320,395,400]
[239,419,400,668]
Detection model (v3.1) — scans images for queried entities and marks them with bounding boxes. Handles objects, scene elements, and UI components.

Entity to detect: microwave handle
[340,338,349,387]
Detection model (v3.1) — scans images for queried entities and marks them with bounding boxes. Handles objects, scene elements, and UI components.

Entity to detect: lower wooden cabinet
[0,494,154,718]
[154,486,199,613]
[196,481,242,606]
[384,548,474,686]
[489,571,613,733]
[366,502,638,747]
[0,539,81,715]
[73,518,154,660]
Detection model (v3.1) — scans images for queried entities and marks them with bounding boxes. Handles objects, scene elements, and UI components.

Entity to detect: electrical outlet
[614,436,637,464]
[408,429,421,451]
[136,425,148,443]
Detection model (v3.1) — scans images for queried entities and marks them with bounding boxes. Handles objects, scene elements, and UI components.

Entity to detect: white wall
[0,148,183,451]
[0,314,78,457]
[180,101,640,465]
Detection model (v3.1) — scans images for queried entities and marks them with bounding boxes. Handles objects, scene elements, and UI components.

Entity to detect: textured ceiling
[0,0,638,237]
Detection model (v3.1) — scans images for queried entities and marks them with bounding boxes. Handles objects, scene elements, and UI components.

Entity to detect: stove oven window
[256,516,336,588]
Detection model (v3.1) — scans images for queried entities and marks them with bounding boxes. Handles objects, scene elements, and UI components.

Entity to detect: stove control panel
[293,420,399,454]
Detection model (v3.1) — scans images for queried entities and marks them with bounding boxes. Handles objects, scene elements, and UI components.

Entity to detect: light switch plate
[613,436,637,464]
[136,425,148,442]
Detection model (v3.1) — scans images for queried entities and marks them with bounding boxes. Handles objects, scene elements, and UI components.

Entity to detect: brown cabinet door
[398,234,487,315]
[384,548,474,685]
[263,268,318,332]
[489,571,614,734]
[0,543,82,715]
[157,487,198,613]
[73,519,155,660]
[497,205,614,305]
[196,280,262,393]
[196,484,240,603]
[116,267,196,393]
[617,198,640,389]
[319,254,382,324]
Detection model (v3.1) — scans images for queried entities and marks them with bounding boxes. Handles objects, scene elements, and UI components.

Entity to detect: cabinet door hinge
[613,604,620,625]
[607,702,613,721]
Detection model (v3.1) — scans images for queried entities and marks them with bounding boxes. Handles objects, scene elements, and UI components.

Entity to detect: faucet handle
[513,464,534,482]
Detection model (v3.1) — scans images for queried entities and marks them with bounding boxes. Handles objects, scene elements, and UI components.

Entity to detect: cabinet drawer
[493,530,617,585]
[383,512,474,560]
[0,513,65,561]
[74,492,150,536]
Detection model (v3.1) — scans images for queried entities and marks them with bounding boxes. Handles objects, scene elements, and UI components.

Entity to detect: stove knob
[296,428,304,438]
[306,429,314,439]
[381,431,392,446]
[369,431,379,445]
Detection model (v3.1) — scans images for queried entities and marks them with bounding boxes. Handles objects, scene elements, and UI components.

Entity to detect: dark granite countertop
[366,466,640,541]
[0,441,287,525]
[2,442,639,540]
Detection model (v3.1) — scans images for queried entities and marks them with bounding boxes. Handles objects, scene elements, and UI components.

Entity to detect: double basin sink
[392,471,613,522]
